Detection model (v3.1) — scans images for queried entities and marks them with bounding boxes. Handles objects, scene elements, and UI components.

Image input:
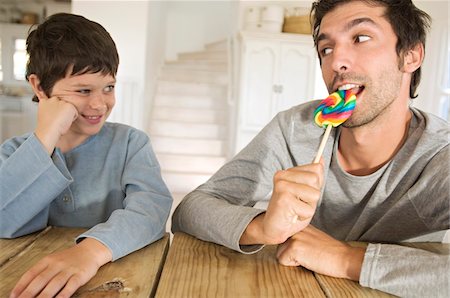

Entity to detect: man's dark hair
[25,13,119,102]
[311,0,431,98]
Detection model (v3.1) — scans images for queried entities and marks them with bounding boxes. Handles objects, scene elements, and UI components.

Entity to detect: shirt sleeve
[172,111,296,252]
[360,243,450,297]
[76,131,173,261]
[360,147,450,297]
[0,134,72,238]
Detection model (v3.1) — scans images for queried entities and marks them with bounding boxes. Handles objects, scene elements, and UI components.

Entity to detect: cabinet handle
[273,85,283,93]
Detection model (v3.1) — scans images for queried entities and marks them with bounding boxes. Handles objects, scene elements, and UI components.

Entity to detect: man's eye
[321,48,333,56]
[355,35,371,43]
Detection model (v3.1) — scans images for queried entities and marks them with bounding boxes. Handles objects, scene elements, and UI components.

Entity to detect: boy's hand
[34,95,78,155]
[240,160,324,245]
[10,238,112,298]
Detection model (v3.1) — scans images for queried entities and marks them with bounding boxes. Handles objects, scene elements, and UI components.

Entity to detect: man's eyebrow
[317,17,379,43]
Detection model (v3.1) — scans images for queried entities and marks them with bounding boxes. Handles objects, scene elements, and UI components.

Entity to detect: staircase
[148,40,229,225]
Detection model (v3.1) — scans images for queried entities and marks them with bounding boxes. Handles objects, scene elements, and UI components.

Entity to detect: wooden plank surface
[314,273,394,298]
[155,232,325,298]
[0,227,170,298]
[74,233,170,298]
[0,226,51,266]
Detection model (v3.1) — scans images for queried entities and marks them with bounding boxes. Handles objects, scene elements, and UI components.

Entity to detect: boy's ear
[28,74,47,100]
[402,43,424,73]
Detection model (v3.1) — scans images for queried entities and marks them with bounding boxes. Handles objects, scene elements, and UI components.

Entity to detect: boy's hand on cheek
[10,238,112,298]
[35,95,78,155]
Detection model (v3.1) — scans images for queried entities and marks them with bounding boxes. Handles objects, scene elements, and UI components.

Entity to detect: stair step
[149,120,226,139]
[164,61,227,72]
[152,106,227,124]
[205,40,228,51]
[156,81,227,97]
[153,94,227,109]
[178,50,227,61]
[159,69,228,85]
[162,171,211,193]
[157,153,226,174]
[151,136,225,156]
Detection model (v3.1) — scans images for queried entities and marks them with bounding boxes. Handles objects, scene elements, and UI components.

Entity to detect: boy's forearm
[77,237,113,266]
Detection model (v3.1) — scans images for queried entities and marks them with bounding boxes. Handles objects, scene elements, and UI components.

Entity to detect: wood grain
[74,233,169,298]
[155,232,325,298]
[314,273,394,298]
[0,227,169,298]
[0,226,51,266]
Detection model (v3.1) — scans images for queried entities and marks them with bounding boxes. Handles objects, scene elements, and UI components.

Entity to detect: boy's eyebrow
[317,17,379,44]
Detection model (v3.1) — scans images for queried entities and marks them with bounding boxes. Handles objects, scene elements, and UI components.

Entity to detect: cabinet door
[276,42,319,112]
[239,40,278,130]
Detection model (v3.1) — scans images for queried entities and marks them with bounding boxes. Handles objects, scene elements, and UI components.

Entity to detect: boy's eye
[77,89,91,94]
[104,85,115,92]
[355,35,371,43]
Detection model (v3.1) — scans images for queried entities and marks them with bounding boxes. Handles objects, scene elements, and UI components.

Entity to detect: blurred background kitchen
[0,0,448,230]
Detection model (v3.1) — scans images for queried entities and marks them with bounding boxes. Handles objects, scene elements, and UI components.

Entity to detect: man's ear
[402,43,424,73]
[28,74,47,100]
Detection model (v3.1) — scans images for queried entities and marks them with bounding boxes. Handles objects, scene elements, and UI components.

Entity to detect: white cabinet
[234,31,327,153]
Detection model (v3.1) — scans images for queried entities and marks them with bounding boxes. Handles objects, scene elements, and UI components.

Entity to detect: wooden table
[155,232,394,297]
[0,227,170,298]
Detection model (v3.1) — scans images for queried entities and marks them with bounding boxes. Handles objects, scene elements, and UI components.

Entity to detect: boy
[0,13,172,298]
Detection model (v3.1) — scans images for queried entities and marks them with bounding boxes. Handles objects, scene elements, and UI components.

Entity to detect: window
[13,38,27,80]
[0,23,29,86]
[0,39,3,82]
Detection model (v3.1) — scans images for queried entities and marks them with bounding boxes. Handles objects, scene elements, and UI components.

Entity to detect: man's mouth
[337,84,364,96]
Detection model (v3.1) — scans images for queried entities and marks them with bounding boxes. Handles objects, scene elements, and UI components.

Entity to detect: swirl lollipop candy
[312,89,356,163]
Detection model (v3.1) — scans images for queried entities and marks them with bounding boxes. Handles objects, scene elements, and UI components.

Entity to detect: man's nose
[331,45,352,73]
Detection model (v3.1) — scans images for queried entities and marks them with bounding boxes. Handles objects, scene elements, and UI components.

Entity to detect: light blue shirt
[0,122,172,261]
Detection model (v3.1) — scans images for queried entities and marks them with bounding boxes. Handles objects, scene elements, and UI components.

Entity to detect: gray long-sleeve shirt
[0,122,172,261]
[172,100,450,297]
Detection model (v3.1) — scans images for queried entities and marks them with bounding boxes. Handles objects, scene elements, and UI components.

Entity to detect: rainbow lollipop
[312,89,356,163]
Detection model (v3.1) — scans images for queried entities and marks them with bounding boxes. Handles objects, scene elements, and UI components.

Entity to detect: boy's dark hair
[26,13,119,102]
[310,0,431,98]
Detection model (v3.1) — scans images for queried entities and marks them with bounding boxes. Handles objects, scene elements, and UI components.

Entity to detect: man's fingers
[273,164,324,189]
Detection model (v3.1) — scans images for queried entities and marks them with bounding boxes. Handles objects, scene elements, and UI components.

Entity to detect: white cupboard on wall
[234,31,326,153]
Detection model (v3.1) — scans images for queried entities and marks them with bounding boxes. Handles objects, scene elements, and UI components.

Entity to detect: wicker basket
[282,15,312,34]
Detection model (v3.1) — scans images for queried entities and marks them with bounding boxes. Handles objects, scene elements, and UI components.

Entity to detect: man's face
[51,72,116,138]
[317,1,406,128]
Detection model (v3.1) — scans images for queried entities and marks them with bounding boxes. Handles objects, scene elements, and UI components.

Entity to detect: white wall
[413,0,449,119]
[72,0,167,131]
[164,1,233,61]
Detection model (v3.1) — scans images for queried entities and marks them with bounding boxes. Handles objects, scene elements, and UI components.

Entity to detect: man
[172,0,449,296]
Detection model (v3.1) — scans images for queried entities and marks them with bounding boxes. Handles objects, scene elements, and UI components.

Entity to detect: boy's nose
[89,94,107,110]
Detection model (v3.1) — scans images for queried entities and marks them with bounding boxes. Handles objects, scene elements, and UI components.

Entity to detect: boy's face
[51,72,116,138]
[316,1,408,128]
